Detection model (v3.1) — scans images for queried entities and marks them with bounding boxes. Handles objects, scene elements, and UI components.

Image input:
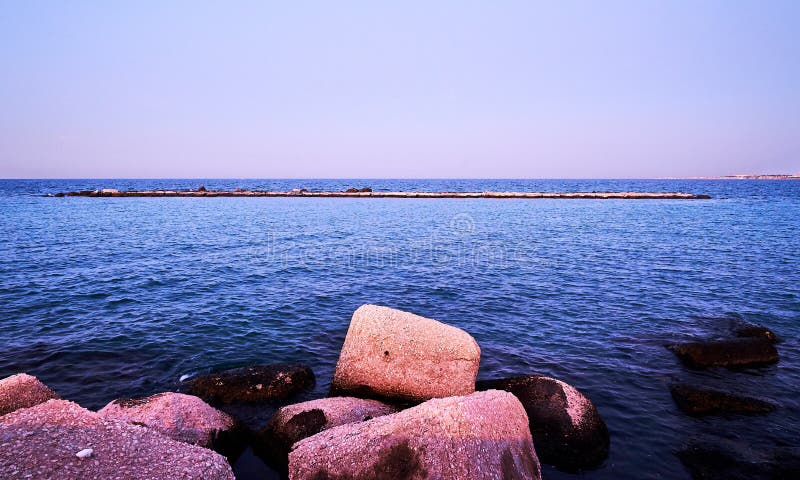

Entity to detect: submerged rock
[184,363,315,404]
[289,390,540,480]
[0,373,60,416]
[678,435,800,480]
[733,323,780,343]
[257,396,397,469]
[669,384,777,415]
[331,304,481,403]
[668,338,778,368]
[477,375,609,471]
[98,392,237,449]
[0,399,234,479]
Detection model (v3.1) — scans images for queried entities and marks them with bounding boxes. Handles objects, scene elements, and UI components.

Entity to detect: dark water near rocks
[1,179,799,479]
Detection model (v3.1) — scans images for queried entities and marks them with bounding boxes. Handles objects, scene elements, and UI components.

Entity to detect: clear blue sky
[1,1,798,178]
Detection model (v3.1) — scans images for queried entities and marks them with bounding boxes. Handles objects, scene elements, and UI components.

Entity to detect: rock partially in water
[345,187,359,193]
[677,435,800,480]
[477,375,609,471]
[359,187,372,192]
[0,373,60,416]
[669,384,777,415]
[98,392,238,450]
[256,396,397,470]
[331,304,481,403]
[183,363,315,404]
[289,390,540,480]
[0,399,234,479]
[667,338,778,369]
[197,185,207,192]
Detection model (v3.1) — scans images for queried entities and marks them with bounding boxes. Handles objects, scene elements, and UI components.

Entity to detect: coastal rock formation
[257,396,397,468]
[670,384,777,415]
[98,392,236,448]
[0,373,59,416]
[360,187,372,192]
[183,363,315,404]
[668,338,778,369]
[0,399,234,479]
[477,375,610,471]
[331,304,481,402]
[288,390,540,480]
[345,187,359,193]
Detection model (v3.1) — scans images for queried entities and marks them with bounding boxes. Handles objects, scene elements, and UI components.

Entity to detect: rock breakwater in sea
[3,305,787,479]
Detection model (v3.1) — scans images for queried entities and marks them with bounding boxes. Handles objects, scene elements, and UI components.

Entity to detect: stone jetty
[56,188,711,199]
[1,305,614,479]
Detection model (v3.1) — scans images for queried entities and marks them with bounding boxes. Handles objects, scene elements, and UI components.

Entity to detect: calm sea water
[1,179,799,479]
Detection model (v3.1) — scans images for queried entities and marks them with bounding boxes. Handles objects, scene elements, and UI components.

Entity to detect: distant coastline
[690,174,800,180]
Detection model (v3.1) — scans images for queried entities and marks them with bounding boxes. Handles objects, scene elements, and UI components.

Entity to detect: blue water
[1,179,799,479]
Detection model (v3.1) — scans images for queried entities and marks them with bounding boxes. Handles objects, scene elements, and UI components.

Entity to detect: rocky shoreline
[52,187,712,200]
[0,305,789,479]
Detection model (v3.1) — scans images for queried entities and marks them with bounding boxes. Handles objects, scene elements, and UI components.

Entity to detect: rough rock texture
[0,399,234,479]
[98,392,235,448]
[678,436,800,480]
[668,338,778,369]
[0,373,59,416]
[331,304,481,402]
[670,384,777,415]
[289,390,540,480]
[477,375,609,471]
[257,397,397,469]
[184,363,315,404]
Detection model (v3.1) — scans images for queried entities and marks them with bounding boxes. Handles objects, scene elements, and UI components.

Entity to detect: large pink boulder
[98,392,235,448]
[257,396,397,467]
[331,304,481,402]
[289,390,541,480]
[0,399,234,479]
[0,373,59,416]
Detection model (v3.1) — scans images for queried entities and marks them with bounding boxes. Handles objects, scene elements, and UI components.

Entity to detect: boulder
[360,187,372,192]
[477,375,609,471]
[257,396,397,469]
[669,384,777,415]
[667,338,778,369]
[98,392,236,449]
[0,399,234,479]
[197,185,207,192]
[0,373,59,416]
[345,187,359,193]
[183,363,315,404]
[288,390,540,480]
[331,304,481,403]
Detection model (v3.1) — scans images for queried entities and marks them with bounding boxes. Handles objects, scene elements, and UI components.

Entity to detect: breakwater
[58,188,711,199]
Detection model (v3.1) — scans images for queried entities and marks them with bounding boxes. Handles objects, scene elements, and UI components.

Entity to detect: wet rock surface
[0,373,59,416]
[667,338,779,369]
[331,304,480,403]
[733,323,780,343]
[669,384,777,415]
[256,396,397,470]
[0,399,234,479]
[477,375,610,471]
[98,392,237,449]
[289,390,541,480]
[183,363,315,404]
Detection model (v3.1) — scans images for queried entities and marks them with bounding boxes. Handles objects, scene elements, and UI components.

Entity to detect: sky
[1,1,798,179]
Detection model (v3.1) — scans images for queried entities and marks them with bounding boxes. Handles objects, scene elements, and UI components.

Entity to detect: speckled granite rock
[183,363,315,404]
[0,373,59,416]
[0,399,234,479]
[331,304,481,402]
[477,375,609,471]
[257,396,397,468]
[98,392,235,448]
[289,390,540,480]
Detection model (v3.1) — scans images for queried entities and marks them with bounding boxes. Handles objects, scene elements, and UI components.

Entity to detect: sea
[1,179,798,479]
